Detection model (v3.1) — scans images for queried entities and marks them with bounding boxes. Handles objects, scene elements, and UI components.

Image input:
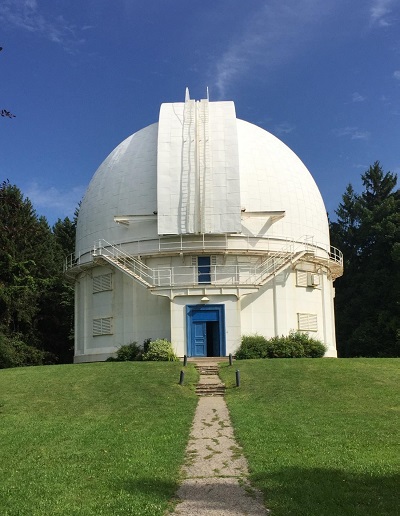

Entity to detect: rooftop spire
[185,87,190,102]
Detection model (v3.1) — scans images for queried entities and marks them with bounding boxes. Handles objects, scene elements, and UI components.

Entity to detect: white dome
[76,104,329,257]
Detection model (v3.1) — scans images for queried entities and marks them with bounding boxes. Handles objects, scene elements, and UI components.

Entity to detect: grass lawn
[219,358,399,516]
[0,361,198,516]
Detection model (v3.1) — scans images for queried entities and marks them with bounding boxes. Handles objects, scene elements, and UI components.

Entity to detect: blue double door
[186,304,226,357]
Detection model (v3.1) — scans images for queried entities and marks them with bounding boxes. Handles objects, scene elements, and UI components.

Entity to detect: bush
[142,339,179,362]
[235,331,326,359]
[0,334,53,368]
[107,342,142,362]
[235,334,269,360]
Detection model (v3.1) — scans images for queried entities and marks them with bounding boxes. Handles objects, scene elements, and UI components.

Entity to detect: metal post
[229,353,233,366]
[183,355,188,367]
[179,370,185,385]
[235,369,240,387]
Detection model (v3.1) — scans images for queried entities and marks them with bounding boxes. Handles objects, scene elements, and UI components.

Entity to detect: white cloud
[352,92,366,102]
[274,122,295,135]
[370,0,396,27]
[394,70,400,80]
[0,0,87,53]
[212,0,333,98]
[25,182,85,220]
[334,127,371,140]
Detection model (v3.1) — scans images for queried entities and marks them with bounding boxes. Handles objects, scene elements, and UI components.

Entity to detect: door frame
[186,304,226,357]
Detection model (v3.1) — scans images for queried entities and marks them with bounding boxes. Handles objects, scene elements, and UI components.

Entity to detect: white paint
[73,96,341,362]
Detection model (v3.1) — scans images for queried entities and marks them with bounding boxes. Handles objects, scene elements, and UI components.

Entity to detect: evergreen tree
[331,162,400,357]
[0,181,76,367]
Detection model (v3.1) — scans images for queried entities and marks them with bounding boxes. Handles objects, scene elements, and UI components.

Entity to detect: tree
[330,162,400,357]
[0,181,76,367]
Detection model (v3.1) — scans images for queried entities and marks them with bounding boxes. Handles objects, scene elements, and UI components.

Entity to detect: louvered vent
[297,313,318,332]
[93,273,112,293]
[296,270,308,287]
[211,255,217,265]
[93,317,113,336]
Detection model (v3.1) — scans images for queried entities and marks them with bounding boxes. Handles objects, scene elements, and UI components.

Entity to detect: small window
[198,256,211,284]
[93,273,112,293]
[297,313,318,332]
[93,317,113,336]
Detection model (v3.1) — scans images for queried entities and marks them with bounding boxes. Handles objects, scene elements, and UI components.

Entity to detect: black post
[235,369,240,387]
[179,370,185,385]
[183,355,188,367]
[229,353,233,366]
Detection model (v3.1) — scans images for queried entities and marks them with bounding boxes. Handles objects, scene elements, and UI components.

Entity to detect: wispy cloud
[334,127,371,140]
[0,0,87,53]
[212,0,333,98]
[274,122,295,135]
[25,182,85,220]
[370,0,396,27]
[394,70,400,80]
[352,92,366,102]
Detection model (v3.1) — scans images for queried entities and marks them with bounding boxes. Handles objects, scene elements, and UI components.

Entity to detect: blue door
[186,304,226,357]
[193,322,207,356]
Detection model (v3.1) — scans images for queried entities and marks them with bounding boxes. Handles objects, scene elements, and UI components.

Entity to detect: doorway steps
[193,362,226,397]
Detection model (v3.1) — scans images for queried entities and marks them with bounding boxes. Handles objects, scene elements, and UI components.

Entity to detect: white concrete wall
[74,266,170,363]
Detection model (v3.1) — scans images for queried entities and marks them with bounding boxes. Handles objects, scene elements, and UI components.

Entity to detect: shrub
[142,339,179,362]
[107,342,142,362]
[235,331,326,359]
[235,334,269,360]
[267,335,305,358]
[0,334,53,368]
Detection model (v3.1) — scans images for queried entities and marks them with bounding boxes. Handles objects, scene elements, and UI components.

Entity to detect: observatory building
[68,92,343,362]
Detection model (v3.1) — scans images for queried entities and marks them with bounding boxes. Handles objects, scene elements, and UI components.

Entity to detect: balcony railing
[65,235,343,286]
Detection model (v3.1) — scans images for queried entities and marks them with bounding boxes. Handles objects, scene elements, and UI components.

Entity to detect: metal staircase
[92,239,311,291]
[93,240,155,288]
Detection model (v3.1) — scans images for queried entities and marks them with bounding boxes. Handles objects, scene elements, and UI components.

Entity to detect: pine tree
[331,162,400,357]
[0,182,76,366]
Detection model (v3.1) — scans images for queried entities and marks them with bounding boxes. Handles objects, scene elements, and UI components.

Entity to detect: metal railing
[65,235,343,287]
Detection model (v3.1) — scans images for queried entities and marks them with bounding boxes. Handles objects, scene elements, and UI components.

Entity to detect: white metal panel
[157,99,241,235]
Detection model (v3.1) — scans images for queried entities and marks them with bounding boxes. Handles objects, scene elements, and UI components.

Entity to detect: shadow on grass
[252,466,399,516]
[119,476,266,513]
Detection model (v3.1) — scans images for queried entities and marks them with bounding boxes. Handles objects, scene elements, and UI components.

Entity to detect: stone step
[195,366,219,375]
[196,389,226,397]
[195,384,226,397]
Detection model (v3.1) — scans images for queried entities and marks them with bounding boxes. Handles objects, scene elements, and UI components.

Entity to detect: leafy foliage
[107,342,143,362]
[142,339,179,361]
[330,162,400,357]
[0,334,53,368]
[236,332,326,359]
[0,181,76,367]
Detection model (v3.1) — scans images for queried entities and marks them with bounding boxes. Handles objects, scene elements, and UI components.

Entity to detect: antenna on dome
[206,86,209,101]
[185,87,190,102]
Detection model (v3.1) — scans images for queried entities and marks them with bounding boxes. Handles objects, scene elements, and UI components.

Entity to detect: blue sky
[1,0,399,225]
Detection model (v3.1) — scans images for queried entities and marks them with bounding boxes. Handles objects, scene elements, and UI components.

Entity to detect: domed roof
[76,99,329,257]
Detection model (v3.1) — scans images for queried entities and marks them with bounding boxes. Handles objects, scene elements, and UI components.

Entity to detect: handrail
[65,234,343,276]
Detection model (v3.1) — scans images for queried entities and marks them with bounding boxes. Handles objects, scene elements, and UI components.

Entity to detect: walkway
[171,360,268,515]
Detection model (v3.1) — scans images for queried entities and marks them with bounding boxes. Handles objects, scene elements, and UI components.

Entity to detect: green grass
[219,358,399,516]
[0,362,198,516]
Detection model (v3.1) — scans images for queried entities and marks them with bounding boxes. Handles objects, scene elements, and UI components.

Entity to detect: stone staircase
[194,363,226,397]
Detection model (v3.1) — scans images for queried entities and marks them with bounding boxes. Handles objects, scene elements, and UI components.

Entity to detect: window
[93,317,113,336]
[198,256,211,284]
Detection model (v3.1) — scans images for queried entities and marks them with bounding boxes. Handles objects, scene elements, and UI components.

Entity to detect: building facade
[68,93,343,362]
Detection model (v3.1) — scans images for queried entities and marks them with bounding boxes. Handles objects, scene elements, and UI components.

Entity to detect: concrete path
[170,362,268,515]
